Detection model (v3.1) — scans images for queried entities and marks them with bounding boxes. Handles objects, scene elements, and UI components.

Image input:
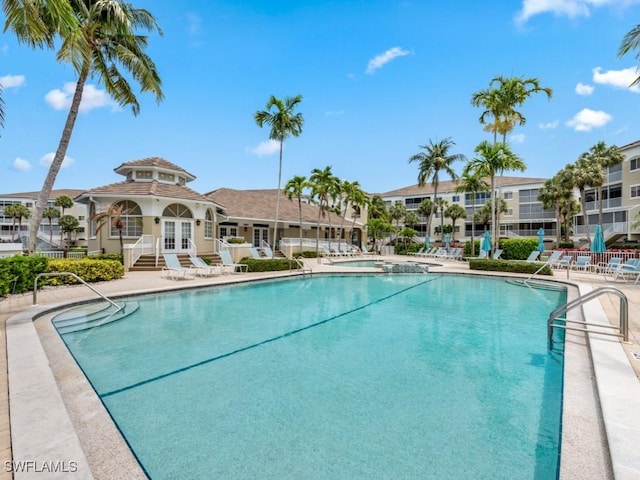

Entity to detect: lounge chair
[219,250,248,273]
[554,255,572,269]
[249,247,268,259]
[444,248,463,260]
[162,253,194,280]
[262,246,275,258]
[361,244,376,256]
[571,255,592,272]
[491,249,503,260]
[607,258,640,284]
[595,257,622,275]
[464,249,487,261]
[524,251,540,262]
[544,251,562,268]
[409,247,425,257]
[189,256,223,277]
[427,248,448,258]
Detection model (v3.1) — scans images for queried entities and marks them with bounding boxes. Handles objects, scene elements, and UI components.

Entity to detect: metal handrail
[292,256,312,276]
[548,286,628,349]
[33,272,122,313]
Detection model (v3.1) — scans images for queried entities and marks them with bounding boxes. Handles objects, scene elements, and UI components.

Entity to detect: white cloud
[13,158,31,171]
[39,152,74,168]
[592,66,640,92]
[0,74,26,89]
[539,120,559,130]
[186,13,202,35]
[365,47,410,75]
[575,82,594,95]
[510,133,526,144]
[247,139,280,156]
[44,82,116,112]
[565,108,612,131]
[514,0,640,25]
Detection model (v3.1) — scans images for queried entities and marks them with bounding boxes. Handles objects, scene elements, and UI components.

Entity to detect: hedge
[0,255,49,296]
[469,258,553,275]
[46,258,125,285]
[238,257,302,272]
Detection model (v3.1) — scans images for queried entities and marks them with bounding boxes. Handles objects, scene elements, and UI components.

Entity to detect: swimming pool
[53,274,566,479]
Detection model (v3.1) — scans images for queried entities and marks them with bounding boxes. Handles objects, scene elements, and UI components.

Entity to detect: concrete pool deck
[1,255,639,479]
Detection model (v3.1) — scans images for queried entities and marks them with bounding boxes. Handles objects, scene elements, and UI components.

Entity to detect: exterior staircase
[129,252,221,272]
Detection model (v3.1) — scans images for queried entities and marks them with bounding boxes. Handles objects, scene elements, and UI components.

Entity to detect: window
[158,172,175,182]
[631,184,640,198]
[503,192,513,200]
[506,208,513,216]
[136,170,153,179]
[451,195,460,202]
[162,203,193,218]
[109,200,142,238]
[78,216,85,221]
[204,209,213,239]
[631,157,640,171]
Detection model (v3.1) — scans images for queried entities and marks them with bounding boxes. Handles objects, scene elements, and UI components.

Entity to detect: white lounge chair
[544,251,562,268]
[219,250,248,273]
[607,258,640,284]
[491,249,503,260]
[524,251,540,262]
[249,247,268,259]
[189,256,223,277]
[162,253,194,280]
[571,255,592,272]
[595,257,622,275]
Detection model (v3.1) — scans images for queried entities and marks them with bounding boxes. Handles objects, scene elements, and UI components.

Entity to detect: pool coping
[5,271,640,479]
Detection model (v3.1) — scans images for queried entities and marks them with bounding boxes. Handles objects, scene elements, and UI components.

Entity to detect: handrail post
[33,272,122,312]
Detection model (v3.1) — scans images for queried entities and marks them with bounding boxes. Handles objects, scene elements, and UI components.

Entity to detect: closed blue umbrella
[537,228,545,252]
[591,224,605,253]
[481,231,491,253]
[444,233,450,251]
[425,234,430,250]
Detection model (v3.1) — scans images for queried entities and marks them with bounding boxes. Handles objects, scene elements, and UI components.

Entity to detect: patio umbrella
[444,233,450,251]
[537,228,545,252]
[481,231,491,253]
[424,234,430,250]
[591,224,605,253]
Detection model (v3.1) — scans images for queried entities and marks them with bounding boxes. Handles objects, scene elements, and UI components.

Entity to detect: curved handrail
[33,272,122,313]
[548,286,628,349]
[292,256,312,276]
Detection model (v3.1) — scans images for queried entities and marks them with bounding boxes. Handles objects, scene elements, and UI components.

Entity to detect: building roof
[206,188,362,227]
[75,180,216,205]
[378,176,548,197]
[113,157,196,181]
[0,189,85,200]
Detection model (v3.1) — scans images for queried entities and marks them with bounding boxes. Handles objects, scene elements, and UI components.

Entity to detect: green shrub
[0,255,49,296]
[88,253,123,262]
[239,257,302,272]
[46,258,124,285]
[227,237,247,244]
[396,242,422,255]
[464,240,482,256]
[559,241,574,249]
[499,238,539,260]
[299,250,319,258]
[469,258,553,275]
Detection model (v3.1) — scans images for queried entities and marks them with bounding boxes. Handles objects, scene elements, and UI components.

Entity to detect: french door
[162,220,193,253]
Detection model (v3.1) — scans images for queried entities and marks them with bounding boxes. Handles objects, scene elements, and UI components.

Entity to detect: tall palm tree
[444,204,465,243]
[581,141,625,226]
[389,201,406,241]
[408,137,465,235]
[92,202,136,263]
[434,198,448,241]
[309,166,338,262]
[465,140,525,252]
[0,84,4,136]
[538,173,573,249]
[5,204,30,242]
[254,94,304,257]
[368,194,389,221]
[416,199,434,238]
[42,206,60,246]
[54,194,74,245]
[456,171,489,256]
[12,0,164,253]
[348,184,369,247]
[284,174,309,255]
[563,156,604,248]
[618,23,640,87]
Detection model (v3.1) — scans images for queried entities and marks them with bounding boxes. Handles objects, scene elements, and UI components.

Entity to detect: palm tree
[13,0,164,253]
[538,173,573,249]
[434,198,448,241]
[348,184,368,248]
[563,156,604,248]
[581,141,625,226]
[42,206,60,246]
[309,166,338,262]
[366,217,394,255]
[408,137,465,235]
[92,202,136,262]
[465,140,525,252]
[54,194,74,245]
[444,204,466,242]
[416,199,434,238]
[254,95,304,256]
[284,175,309,255]
[618,23,640,87]
[389,201,406,241]
[4,204,30,242]
[455,171,489,257]
[368,195,389,221]
[58,214,79,252]
[0,84,4,136]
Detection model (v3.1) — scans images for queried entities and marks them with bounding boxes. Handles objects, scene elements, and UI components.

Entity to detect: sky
[1,0,640,197]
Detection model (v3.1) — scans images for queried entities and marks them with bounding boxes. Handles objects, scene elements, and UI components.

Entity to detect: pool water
[54,274,566,480]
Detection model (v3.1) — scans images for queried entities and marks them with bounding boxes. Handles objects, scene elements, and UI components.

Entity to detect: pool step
[53,301,139,334]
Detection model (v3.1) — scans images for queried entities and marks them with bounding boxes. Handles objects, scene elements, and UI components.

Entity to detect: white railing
[187,238,197,258]
[129,234,155,267]
[34,250,87,259]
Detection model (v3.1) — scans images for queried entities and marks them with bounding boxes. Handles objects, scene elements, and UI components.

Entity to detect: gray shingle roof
[113,157,196,180]
[76,180,215,204]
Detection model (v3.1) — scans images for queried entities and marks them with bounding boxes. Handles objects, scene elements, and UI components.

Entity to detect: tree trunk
[272,140,284,259]
[298,199,303,256]
[490,175,496,255]
[28,63,89,253]
[580,187,591,247]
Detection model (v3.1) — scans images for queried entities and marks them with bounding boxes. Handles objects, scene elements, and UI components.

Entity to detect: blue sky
[1,0,640,196]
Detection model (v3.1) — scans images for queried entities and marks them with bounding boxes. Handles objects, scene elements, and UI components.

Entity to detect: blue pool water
[54,274,566,480]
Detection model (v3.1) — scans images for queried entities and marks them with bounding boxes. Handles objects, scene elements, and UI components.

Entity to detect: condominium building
[378,176,557,241]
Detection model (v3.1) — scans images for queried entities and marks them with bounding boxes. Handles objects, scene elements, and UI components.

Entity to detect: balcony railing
[584,198,623,211]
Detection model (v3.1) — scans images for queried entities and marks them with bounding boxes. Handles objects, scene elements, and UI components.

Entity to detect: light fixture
[154,217,160,224]
[196,219,201,226]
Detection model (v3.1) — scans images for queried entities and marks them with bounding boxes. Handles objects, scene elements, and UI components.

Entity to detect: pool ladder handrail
[33,272,123,313]
[292,256,312,276]
[547,286,628,349]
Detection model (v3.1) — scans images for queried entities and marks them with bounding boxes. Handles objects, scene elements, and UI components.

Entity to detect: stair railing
[33,272,122,313]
